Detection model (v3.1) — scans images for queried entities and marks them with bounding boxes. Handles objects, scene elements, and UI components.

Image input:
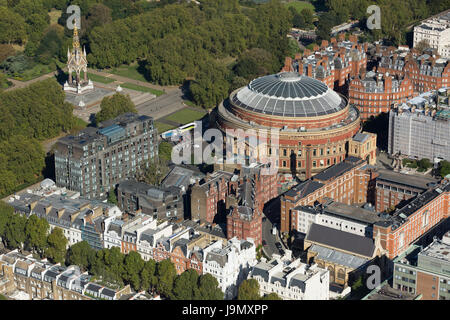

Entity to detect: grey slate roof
[353,132,369,143]
[309,244,370,269]
[313,157,362,182]
[233,72,346,117]
[206,250,228,267]
[306,223,375,257]
[285,180,324,199]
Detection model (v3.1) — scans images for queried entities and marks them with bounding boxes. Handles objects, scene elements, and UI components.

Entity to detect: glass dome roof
[232,72,346,117]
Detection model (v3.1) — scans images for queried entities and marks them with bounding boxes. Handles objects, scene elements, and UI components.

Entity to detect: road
[135,88,185,120]
[262,197,284,258]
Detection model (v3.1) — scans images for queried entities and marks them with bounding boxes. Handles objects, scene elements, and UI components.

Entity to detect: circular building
[216,72,361,178]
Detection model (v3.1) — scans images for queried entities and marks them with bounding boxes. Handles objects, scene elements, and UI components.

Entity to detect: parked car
[275,242,282,250]
[262,240,268,246]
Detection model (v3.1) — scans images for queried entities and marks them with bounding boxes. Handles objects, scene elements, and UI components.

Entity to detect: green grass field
[155,121,176,133]
[121,83,165,96]
[164,108,206,125]
[285,1,315,13]
[87,73,115,84]
[110,64,148,82]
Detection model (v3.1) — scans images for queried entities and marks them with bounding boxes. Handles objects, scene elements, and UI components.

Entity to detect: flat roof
[376,169,437,190]
[323,201,381,224]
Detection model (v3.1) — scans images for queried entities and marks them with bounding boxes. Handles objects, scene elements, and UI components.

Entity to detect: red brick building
[281,34,368,91]
[373,181,450,260]
[152,239,204,275]
[280,157,377,233]
[216,72,362,179]
[377,51,450,94]
[225,164,278,246]
[349,71,414,120]
[374,169,438,212]
[190,171,234,223]
[227,206,262,246]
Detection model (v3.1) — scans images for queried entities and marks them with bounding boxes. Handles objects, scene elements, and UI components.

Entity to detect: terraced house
[0,250,131,300]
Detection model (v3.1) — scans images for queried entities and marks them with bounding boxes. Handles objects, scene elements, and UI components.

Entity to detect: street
[262,197,285,258]
[135,88,185,120]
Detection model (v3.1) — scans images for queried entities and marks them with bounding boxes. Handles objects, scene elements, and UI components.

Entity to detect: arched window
[337,269,345,280]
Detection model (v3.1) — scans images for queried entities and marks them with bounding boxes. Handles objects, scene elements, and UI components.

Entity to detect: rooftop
[233,72,346,118]
[313,156,363,183]
[376,169,438,190]
[306,223,375,257]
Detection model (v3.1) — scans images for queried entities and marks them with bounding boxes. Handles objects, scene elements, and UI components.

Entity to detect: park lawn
[121,83,165,96]
[87,73,115,84]
[285,1,315,13]
[110,64,148,82]
[183,99,203,109]
[164,108,206,125]
[155,121,176,133]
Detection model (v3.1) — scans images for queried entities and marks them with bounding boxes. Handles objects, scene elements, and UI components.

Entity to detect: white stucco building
[249,255,329,300]
[202,237,257,299]
[292,200,379,238]
[414,10,450,58]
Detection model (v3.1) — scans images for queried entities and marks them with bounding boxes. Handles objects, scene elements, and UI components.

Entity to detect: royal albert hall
[216,72,361,178]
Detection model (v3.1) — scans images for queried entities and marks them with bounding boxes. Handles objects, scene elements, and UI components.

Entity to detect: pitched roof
[305,223,375,257]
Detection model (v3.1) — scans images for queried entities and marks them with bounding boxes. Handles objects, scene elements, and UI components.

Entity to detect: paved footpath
[87,68,179,93]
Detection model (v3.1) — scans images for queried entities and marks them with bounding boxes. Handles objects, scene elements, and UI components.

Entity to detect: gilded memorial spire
[72,25,80,50]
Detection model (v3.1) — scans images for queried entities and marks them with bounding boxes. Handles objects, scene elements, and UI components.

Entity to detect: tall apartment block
[388,88,450,161]
[54,113,158,199]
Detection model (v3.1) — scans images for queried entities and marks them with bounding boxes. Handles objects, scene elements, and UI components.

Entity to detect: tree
[262,292,282,300]
[3,213,27,249]
[234,48,277,81]
[45,227,68,264]
[0,7,27,44]
[237,279,260,300]
[95,93,137,125]
[140,159,169,186]
[316,12,338,41]
[107,187,118,205]
[351,275,364,292]
[0,44,15,64]
[123,251,145,290]
[438,160,450,178]
[172,269,200,300]
[156,259,177,298]
[417,158,431,170]
[25,214,49,255]
[414,39,430,53]
[140,259,158,292]
[66,241,96,272]
[35,25,64,64]
[195,273,224,300]
[158,141,173,162]
[0,202,14,246]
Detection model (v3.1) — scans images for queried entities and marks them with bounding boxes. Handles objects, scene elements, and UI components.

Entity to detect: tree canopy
[0,79,81,197]
[46,227,68,264]
[95,93,137,125]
